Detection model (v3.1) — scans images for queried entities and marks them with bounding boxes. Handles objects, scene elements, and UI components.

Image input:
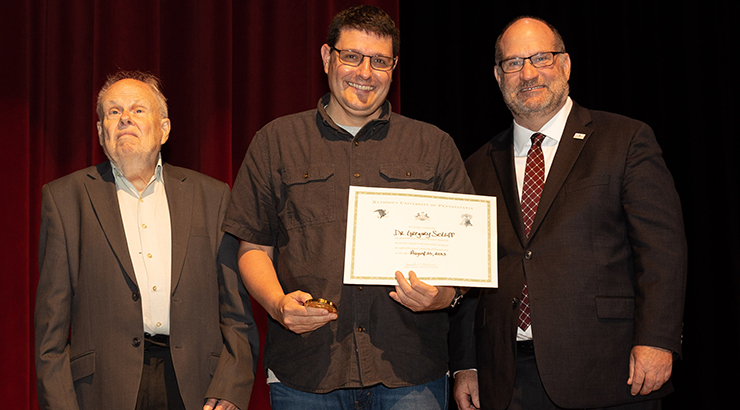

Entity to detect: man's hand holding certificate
[389,270,459,312]
[344,186,497,291]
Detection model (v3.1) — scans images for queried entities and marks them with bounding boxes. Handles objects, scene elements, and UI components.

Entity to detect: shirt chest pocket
[280,164,336,230]
[378,163,435,190]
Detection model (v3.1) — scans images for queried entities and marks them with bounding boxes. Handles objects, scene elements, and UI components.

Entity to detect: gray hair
[96,70,168,121]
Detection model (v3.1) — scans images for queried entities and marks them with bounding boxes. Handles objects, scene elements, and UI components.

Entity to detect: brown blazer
[456,102,687,409]
[35,162,258,410]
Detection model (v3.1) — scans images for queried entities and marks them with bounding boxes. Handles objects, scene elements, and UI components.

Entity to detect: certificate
[343,186,497,287]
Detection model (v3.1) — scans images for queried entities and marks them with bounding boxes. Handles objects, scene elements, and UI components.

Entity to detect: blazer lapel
[528,103,593,239]
[489,127,529,244]
[163,164,192,292]
[85,162,138,286]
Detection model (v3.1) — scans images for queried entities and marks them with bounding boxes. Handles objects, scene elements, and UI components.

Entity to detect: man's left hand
[389,271,455,311]
[204,398,239,410]
[627,345,673,396]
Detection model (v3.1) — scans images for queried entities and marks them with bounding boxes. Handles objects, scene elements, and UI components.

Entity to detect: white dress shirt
[112,155,172,336]
[513,97,573,341]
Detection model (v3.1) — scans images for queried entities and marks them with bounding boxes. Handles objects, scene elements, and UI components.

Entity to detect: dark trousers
[135,334,186,410]
[509,341,661,410]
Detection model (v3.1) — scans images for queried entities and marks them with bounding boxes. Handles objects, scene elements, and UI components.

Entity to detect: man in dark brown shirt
[222,5,473,410]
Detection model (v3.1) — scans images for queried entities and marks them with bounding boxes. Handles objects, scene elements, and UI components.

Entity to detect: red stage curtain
[0,1,399,408]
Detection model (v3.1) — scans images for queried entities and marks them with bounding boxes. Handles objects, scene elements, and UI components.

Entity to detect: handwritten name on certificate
[343,186,497,288]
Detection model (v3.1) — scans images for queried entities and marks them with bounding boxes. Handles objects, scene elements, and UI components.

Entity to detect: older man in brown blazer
[452,17,687,410]
[35,71,258,410]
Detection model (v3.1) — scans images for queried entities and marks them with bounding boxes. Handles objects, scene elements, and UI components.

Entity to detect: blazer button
[524,250,533,260]
[132,337,141,347]
[512,298,520,309]
[132,292,140,301]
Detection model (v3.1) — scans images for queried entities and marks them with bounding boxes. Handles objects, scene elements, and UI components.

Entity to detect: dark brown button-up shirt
[223,94,474,393]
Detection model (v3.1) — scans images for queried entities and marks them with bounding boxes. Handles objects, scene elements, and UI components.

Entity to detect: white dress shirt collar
[110,154,165,197]
[513,97,573,155]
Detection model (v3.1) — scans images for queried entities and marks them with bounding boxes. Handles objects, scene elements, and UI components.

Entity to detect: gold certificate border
[347,188,494,284]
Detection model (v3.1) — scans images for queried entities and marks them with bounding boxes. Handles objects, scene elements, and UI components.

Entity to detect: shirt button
[303,173,309,179]
[147,253,153,258]
[357,326,365,333]
[156,322,162,328]
[354,141,359,146]
[357,286,363,290]
[406,172,412,176]
[142,223,147,229]
[152,286,158,292]
[354,173,360,178]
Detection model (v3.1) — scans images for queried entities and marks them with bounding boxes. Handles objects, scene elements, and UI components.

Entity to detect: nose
[519,59,539,81]
[118,109,133,127]
[356,56,373,78]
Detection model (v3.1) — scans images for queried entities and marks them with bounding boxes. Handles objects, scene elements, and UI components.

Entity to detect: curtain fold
[1,1,397,408]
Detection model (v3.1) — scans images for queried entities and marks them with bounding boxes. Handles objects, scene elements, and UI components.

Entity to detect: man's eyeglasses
[497,51,565,74]
[331,47,397,71]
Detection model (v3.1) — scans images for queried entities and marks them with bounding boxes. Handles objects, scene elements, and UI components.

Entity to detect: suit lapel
[163,164,192,293]
[528,103,593,239]
[85,162,138,286]
[489,127,529,244]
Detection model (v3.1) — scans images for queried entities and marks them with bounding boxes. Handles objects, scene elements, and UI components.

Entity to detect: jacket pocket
[595,296,635,320]
[565,175,610,193]
[280,164,336,230]
[378,163,435,189]
[190,226,210,237]
[70,351,95,382]
[209,353,220,376]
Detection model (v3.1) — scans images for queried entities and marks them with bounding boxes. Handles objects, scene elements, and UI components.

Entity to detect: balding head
[495,17,565,64]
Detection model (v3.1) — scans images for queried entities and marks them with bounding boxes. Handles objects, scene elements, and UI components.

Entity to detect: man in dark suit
[35,71,258,410]
[452,17,687,410]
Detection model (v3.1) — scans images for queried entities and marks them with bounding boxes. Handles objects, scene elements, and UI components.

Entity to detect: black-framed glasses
[331,47,397,71]
[497,51,565,73]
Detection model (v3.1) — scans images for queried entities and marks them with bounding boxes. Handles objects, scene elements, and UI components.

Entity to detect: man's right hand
[237,244,338,335]
[272,290,337,334]
[453,369,480,410]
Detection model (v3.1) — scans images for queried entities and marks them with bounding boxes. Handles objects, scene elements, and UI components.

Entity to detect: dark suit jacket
[456,102,687,409]
[35,161,259,410]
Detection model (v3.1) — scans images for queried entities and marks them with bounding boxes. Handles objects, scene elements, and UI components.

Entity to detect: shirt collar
[317,93,391,140]
[111,153,164,197]
[513,97,573,155]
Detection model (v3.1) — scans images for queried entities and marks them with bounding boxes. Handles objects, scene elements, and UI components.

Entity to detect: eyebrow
[103,99,151,107]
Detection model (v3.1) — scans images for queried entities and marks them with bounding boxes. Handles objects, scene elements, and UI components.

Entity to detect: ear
[97,121,104,145]
[160,118,171,145]
[494,66,503,89]
[560,53,571,81]
[321,44,332,74]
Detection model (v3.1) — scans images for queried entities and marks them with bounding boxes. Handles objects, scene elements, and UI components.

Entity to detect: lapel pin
[573,133,586,140]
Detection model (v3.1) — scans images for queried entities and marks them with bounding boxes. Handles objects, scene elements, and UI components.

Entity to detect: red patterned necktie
[519,132,546,331]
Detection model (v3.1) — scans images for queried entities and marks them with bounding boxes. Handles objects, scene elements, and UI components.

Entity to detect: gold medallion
[305,298,337,313]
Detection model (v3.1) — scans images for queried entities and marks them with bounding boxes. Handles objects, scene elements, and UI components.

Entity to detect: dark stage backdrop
[1,1,734,409]
[399,1,737,409]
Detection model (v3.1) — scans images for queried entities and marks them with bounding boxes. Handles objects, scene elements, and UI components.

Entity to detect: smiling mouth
[348,81,374,92]
[520,85,546,93]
